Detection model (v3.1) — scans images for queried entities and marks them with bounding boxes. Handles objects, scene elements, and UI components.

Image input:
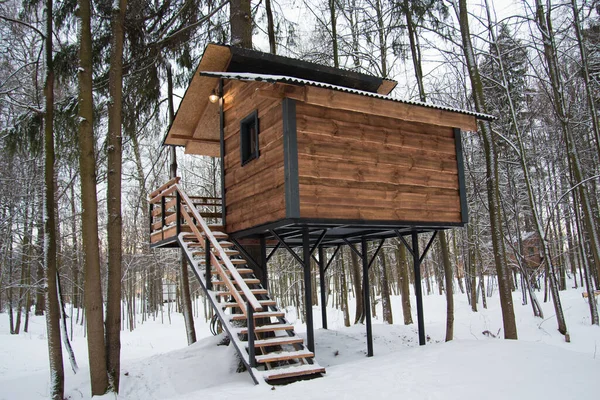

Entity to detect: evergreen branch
[152,0,230,47]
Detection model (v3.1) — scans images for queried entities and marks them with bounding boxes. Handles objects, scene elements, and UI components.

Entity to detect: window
[240,110,259,165]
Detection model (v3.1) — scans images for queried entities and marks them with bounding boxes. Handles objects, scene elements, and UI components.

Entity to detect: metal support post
[205,237,211,290]
[160,195,166,228]
[175,191,181,234]
[247,303,255,368]
[362,237,373,357]
[259,235,268,291]
[303,227,315,352]
[318,246,327,329]
[148,203,153,234]
[413,231,426,346]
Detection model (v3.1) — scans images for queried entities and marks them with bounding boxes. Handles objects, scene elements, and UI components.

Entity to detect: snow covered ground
[1,279,599,399]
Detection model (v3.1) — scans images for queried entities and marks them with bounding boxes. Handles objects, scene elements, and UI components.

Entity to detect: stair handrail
[174,183,263,313]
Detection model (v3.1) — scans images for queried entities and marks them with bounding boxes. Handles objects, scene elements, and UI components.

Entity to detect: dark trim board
[219,79,226,226]
[282,98,300,218]
[454,127,469,224]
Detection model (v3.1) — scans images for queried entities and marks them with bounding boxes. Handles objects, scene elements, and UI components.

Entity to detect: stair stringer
[176,233,263,385]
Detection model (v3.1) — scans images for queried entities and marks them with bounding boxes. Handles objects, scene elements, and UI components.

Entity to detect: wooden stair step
[213,278,261,286]
[198,258,246,265]
[263,365,326,382]
[240,323,294,334]
[212,268,253,275]
[203,231,228,239]
[190,247,240,256]
[252,336,303,348]
[223,300,276,309]
[256,350,315,364]
[217,289,268,297]
[231,311,284,321]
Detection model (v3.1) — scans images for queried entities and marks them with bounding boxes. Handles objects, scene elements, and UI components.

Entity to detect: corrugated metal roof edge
[199,71,497,123]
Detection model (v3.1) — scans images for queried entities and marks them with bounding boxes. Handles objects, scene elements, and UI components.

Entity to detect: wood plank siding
[223,81,286,233]
[295,102,463,224]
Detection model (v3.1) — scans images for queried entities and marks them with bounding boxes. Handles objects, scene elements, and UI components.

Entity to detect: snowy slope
[0,280,599,400]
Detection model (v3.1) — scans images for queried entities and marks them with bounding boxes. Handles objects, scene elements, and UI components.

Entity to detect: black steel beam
[229,237,261,271]
[324,245,341,273]
[362,237,373,357]
[419,231,438,265]
[259,235,268,291]
[265,242,281,263]
[413,232,426,346]
[269,229,304,266]
[205,237,211,290]
[318,246,327,330]
[310,229,328,255]
[219,79,226,226]
[395,230,414,257]
[343,238,362,258]
[367,239,385,271]
[303,227,315,352]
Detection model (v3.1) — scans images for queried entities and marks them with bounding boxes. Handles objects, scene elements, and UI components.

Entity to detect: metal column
[259,235,268,291]
[362,237,373,357]
[318,246,327,329]
[303,227,315,352]
[413,232,426,346]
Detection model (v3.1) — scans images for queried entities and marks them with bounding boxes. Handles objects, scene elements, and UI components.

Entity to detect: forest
[0,0,599,398]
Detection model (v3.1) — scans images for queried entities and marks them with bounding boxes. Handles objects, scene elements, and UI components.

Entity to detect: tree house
[150,43,492,384]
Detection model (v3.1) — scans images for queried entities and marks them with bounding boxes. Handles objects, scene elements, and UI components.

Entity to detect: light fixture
[208,89,219,104]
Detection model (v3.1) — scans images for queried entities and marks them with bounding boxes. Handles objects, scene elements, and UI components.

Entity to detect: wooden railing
[149,178,263,315]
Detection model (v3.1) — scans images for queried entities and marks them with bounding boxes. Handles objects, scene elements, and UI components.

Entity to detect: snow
[1,280,598,400]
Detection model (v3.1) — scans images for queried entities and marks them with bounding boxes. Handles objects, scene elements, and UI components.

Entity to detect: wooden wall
[223,81,286,233]
[295,102,463,224]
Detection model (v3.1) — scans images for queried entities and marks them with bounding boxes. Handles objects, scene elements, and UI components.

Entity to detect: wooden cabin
[150,43,492,384]
[162,44,488,244]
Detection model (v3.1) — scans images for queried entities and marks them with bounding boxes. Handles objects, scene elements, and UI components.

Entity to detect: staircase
[149,178,325,385]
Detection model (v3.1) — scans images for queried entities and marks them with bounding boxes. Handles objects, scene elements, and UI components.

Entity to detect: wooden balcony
[149,178,223,247]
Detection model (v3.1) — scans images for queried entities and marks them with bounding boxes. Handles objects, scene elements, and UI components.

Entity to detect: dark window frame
[240,110,260,166]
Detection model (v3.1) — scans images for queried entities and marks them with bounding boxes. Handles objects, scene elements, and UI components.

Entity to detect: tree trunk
[44,0,64,396]
[329,0,339,67]
[379,250,393,324]
[340,251,350,327]
[349,247,364,324]
[458,0,517,339]
[397,243,413,325]
[35,196,44,316]
[105,0,127,391]
[167,64,196,344]
[265,0,276,54]
[440,232,454,341]
[533,0,600,296]
[230,0,252,48]
[78,0,108,393]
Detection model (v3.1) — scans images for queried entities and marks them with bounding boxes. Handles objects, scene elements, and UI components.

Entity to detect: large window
[240,110,259,166]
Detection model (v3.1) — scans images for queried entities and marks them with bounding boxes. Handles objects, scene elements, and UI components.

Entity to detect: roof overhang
[163,44,399,156]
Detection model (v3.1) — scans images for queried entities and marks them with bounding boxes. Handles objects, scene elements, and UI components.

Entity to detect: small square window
[240,110,259,166]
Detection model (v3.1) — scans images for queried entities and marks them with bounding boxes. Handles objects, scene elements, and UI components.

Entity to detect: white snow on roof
[199,71,497,122]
